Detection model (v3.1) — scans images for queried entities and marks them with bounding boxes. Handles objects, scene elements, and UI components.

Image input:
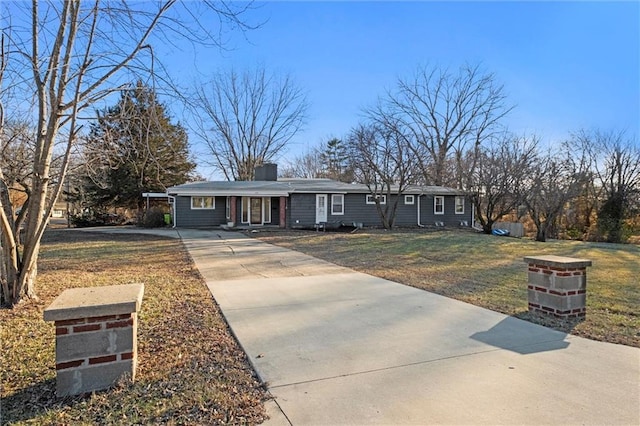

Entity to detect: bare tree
[0,121,36,235]
[523,148,588,242]
[280,146,324,179]
[375,63,512,187]
[574,129,640,242]
[347,122,419,229]
[192,66,309,181]
[469,133,538,233]
[0,1,253,306]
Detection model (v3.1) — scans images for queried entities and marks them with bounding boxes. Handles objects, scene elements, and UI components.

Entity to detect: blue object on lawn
[492,228,510,237]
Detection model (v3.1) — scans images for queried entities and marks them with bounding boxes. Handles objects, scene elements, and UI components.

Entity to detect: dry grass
[253,228,640,348]
[1,230,268,425]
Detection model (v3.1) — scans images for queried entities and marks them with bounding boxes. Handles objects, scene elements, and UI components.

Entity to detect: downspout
[168,195,176,228]
[417,193,425,227]
[471,200,475,229]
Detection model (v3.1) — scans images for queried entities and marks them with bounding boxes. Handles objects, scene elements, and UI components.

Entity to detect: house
[166,164,473,229]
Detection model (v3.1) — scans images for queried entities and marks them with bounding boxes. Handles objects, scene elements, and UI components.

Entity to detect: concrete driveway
[175,230,639,426]
[85,227,640,425]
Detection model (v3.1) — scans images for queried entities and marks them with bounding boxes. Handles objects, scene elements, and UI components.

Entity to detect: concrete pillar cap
[524,255,592,268]
[44,283,144,322]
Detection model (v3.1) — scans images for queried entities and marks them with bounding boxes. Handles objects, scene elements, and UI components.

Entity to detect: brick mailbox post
[524,255,592,318]
[44,283,144,397]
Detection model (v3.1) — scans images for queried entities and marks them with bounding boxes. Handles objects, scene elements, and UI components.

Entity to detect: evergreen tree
[81,81,195,211]
[319,138,353,182]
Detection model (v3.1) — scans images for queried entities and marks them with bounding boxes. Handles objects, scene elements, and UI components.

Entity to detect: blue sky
[154,1,639,177]
[3,1,638,179]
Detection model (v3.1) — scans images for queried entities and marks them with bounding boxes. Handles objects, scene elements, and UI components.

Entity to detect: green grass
[1,230,268,425]
[255,229,640,347]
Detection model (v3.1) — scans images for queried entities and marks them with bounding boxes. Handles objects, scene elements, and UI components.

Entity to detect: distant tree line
[281,64,639,242]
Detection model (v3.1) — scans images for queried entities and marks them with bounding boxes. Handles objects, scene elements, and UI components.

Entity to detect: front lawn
[254,229,640,348]
[1,230,268,425]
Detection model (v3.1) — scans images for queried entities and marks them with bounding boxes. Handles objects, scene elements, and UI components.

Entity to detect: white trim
[434,196,444,215]
[264,197,272,223]
[191,196,215,209]
[316,194,328,223]
[366,194,386,205]
[455,196,465,214]
[331,194,344,215]
[404,195,415,205]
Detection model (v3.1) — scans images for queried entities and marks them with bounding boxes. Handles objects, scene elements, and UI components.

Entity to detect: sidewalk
[175,230,639,425]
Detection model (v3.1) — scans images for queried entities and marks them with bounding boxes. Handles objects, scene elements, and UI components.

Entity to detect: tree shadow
[470,313,584,355]
[1,378,89,423]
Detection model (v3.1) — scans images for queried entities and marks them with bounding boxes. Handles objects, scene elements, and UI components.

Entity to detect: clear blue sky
[164,1,639,178]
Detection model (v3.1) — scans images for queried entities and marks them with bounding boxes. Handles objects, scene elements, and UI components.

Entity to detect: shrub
[140,208,167,228]
[69,212,126,227]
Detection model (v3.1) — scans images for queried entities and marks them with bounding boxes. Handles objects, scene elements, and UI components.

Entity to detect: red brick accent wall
[54,313,136,371]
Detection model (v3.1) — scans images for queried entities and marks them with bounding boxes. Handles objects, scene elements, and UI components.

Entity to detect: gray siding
[174,196,227,227]
[289,193,472,228]
[174,192,472,229]
[289,194,316,227]
[419,194,473,227]
[341,193,415,227]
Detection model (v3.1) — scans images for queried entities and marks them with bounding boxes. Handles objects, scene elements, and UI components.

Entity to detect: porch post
[279,196,286,228]
[230,196,237,225]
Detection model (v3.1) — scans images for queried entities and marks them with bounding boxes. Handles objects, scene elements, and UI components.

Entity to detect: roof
[166,179,465,197]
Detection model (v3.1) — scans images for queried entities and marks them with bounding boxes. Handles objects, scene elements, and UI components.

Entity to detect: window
[455,196,465,214]
[191,196,215,209]
[225,197,231,219]
[366,194,386,205]
[331,194,344,215]
[404,195,415,205]
[434,196,444,215]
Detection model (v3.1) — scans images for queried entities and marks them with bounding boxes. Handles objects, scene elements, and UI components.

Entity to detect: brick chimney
[254,163,278,181]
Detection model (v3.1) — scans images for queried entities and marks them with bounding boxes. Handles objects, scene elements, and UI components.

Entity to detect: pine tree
[81,81,195,211]
[319,138,353,182]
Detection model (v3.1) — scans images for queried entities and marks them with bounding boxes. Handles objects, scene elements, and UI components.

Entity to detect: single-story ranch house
[166,164,473,229]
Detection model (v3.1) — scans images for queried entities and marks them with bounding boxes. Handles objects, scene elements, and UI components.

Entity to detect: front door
[250,198,262,224]
[316,194,328,223]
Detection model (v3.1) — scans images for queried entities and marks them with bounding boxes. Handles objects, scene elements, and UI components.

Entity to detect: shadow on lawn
[470,313,584,355]
[1,378,87,424]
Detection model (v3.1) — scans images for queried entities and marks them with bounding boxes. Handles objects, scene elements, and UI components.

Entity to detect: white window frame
[404,195,415,205]
[331,194,344,215]
[366,194,386,205]
[434,196,444,215]
[264,197,272,223]
[191,196,215,209]
[455,196,465,214]
[225,197,231,219]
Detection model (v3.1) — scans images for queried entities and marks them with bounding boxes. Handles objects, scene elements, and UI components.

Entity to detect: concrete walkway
[87,227,640,425]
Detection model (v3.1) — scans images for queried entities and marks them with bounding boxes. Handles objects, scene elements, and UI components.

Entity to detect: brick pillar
[44,284,144,397]
[230,196,237,225]
[279,196,286,228]
[524,255,592,318]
